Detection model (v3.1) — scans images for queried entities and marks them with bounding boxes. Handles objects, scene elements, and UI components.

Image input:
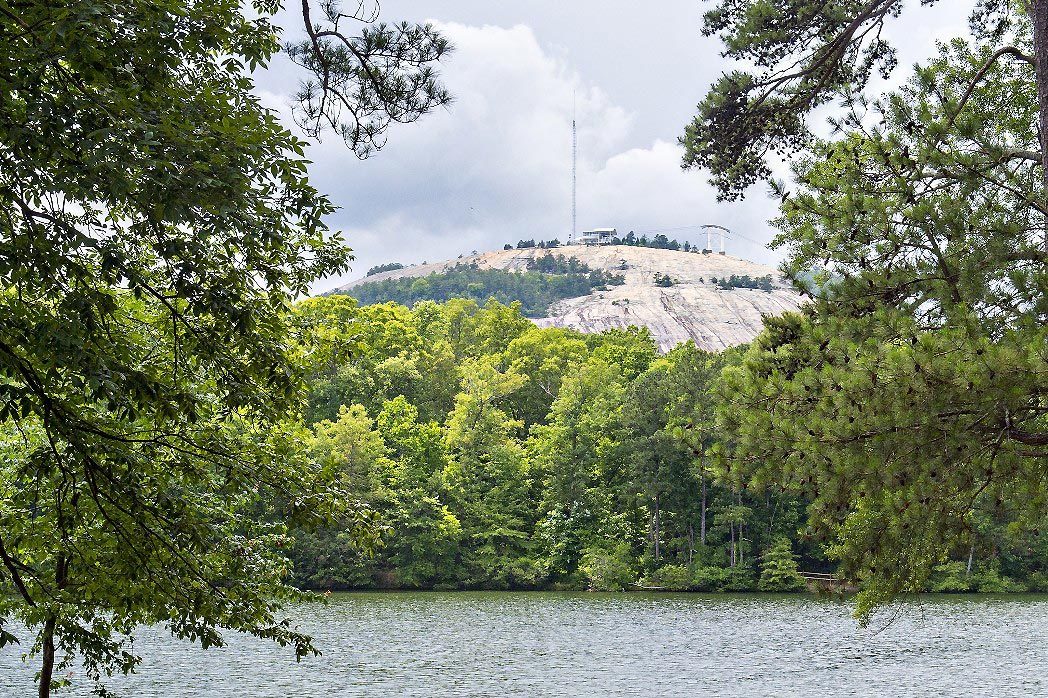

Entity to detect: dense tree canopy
[288,297,813,591]
[0,0,449,694]
[698,7,1048,618]
[341,259,624,317]
[285,297,1048,600]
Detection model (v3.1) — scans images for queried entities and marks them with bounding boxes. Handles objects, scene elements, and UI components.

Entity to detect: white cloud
[245,2,987,290]
[283,20,783,289]
[583,140,782,261]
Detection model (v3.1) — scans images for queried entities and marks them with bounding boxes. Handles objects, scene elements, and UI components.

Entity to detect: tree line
[512,233,706,252]
[343,260,624,317]
[708,274,773,291]
[288,296,1048,595]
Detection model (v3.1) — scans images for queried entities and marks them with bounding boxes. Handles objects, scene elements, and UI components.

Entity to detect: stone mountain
[333,245,805,353]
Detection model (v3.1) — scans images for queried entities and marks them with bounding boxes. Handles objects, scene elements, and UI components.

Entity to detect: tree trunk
[966,544,975,578]
[739,523,744,567]
[688,523,694,566]
[729,522,736,567]
[737,491,744,567]
[653,494,661,561]
[1032,0,1048,165]
[39,615,56,698]
[699,467,707,546]
[39,553,68,698]
[1031,0,1048,248]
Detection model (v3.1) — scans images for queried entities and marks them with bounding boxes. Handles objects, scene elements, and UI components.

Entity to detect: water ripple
[2,593,1046,697]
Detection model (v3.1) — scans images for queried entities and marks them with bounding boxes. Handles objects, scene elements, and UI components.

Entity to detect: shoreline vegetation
[289,296,1048,597]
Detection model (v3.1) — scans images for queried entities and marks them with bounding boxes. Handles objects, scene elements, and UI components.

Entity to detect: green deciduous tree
[376,397,461,587]
[530,359,632,580]
[622,360,697,564]
[291,404,386,589]
[443,358,540,587]
[579,542,636,591]
[0,0,449,693]
[502,327,589,428]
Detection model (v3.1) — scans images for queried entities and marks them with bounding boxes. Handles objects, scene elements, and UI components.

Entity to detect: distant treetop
[507,232,702,251]
[366,262,406,277]
[516,239,561,249]
[342,257,623,317]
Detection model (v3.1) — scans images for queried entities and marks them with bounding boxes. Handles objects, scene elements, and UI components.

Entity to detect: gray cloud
[254,2,977,290]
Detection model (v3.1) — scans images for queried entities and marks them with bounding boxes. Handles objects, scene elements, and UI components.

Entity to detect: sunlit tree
[0,0,450,692]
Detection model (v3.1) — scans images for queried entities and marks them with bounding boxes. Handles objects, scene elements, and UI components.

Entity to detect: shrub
[723,566,757,592]
[974,567,1027,593]
[580,542,636,591]
[1025,571,1048,592]
[929,561,974,593]
[653,272,674,287]
[690,565,732,592]
[641,564,692,590]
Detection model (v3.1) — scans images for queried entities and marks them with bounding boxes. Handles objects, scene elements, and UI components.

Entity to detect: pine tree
[682,1,1048,198]
[713,28,1048,620]
[758,538,805,592]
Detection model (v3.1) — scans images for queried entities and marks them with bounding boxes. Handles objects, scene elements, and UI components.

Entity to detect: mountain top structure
[335,245,805,352]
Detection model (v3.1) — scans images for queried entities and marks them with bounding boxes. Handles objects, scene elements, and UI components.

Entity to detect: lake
[2,592,1047,696]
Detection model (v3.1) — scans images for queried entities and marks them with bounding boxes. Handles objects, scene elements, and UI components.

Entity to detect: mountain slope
[334,245,805,352]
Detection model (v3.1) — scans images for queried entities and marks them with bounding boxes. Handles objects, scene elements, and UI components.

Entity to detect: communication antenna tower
[571,96,577,245]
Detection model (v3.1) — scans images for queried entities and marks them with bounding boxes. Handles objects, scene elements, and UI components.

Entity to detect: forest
[343,259,624,316]
[287,295,1048,594]
[5,0,1048,693]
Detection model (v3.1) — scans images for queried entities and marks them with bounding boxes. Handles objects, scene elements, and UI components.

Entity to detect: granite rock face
[335,245,805,353]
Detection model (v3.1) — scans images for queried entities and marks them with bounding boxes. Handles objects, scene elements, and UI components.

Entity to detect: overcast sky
[256,1,975,289]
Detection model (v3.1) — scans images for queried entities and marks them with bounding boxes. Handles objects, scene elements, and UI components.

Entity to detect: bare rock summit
[335,245,805,352]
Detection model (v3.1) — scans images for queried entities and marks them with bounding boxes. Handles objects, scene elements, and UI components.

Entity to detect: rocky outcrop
[334,245,805,352]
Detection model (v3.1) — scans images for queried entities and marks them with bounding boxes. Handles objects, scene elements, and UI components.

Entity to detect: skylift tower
[699,224,729,255]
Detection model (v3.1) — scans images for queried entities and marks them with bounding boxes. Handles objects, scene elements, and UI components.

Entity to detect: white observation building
[577,228,616,245]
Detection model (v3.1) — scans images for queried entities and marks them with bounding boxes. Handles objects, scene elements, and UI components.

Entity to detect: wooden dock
[799,571,852,592]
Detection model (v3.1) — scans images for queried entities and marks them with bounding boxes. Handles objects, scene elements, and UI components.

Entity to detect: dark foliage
[342,260,623,317]
[711,274,773,291]
[654,272,675,287]
[366,262,406,276]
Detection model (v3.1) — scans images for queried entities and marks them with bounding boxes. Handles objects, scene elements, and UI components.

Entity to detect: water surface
[2,592,1046,696]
